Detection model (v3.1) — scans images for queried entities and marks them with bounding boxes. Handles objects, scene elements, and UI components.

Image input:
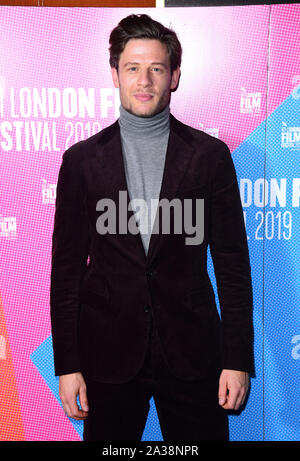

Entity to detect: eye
[152,67,163,73]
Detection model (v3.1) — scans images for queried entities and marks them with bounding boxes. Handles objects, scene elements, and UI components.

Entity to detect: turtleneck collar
[118,104,170,137]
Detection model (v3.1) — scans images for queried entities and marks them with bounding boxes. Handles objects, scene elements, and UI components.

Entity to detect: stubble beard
[121,90,171,118]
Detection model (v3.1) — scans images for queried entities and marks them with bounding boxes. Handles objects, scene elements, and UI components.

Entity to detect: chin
[126,107,155,118]
[133,104,165,118]
[136,111,157,118]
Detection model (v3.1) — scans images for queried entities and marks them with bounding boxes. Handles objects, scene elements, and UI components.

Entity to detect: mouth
[134,93,154,102]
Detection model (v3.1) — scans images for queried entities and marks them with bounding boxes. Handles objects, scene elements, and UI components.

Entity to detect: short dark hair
[109,14,182,73]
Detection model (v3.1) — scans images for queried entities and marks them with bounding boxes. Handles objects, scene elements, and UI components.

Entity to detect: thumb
[218,375,228,406]
[79,384,89,412]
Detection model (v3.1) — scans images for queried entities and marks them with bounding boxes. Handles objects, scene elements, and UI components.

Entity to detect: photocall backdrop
[0,4,299,441]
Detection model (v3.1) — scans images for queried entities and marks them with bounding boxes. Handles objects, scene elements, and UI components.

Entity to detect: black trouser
[83,317,229,441]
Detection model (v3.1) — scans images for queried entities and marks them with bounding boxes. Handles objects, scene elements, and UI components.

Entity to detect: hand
[59,372,89,420]
[218,369,249,410]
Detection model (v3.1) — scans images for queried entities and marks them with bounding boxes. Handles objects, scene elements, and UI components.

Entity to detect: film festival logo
[199,122,219,139]
[281,122,300,150]
[0,215,17,239]
[291,335,300,360]
[95,191,205,246]
[291,75,300,100]
[42,179,56,204]
[240,87,262,115]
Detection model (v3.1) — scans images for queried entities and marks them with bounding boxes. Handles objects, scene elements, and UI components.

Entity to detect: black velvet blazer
[50,114,254,383]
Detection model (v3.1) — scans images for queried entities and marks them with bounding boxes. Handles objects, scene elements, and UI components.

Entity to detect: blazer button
[144,304,151,313]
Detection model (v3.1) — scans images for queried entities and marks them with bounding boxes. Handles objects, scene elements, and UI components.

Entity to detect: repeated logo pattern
[0,4,299,441]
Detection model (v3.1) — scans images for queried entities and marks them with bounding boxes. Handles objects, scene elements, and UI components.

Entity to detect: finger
[227,384,247,410]
[69,397,88,420]
[72,409,89,420]
[233,393,243,410]
[68,406,88,420]
[223,384,240,410]
[234,378,249,410]
[235,386,248,409]
[63,396,88,420]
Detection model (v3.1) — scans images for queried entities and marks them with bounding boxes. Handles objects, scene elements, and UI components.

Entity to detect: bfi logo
[240,88,261,115]
[42,179,56,204]
[0,216,17,238]
[281,122,300,149]
[199,123,219,138]
[292,335,300,360]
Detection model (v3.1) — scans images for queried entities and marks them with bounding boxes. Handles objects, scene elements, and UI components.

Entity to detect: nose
[137,68,153,87]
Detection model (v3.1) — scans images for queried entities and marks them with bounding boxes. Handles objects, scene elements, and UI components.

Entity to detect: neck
[118,104,170,137]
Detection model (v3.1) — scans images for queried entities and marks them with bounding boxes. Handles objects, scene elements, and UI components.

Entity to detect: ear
[111,67,120,88]
[170,67,181,91]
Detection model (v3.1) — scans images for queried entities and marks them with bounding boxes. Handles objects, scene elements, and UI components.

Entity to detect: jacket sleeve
[50,146,89,376]
[209,142,255,375]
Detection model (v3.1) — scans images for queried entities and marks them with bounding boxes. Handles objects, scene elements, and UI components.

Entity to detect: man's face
[111,38,180,118]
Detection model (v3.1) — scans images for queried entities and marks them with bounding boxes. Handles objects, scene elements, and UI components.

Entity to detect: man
[50,14,254,441]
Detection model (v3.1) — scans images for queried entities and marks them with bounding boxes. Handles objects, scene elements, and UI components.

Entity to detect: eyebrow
[123,61,168,69]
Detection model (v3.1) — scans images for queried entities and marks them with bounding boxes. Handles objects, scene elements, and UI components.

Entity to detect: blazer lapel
[96,114,195,266]
[95,121,147,265]
[147,115,195,264]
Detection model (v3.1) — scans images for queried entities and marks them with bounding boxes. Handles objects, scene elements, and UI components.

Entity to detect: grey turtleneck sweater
[118,104,170,254]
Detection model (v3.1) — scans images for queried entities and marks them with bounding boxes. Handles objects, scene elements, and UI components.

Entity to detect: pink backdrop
[0,4,299,441]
